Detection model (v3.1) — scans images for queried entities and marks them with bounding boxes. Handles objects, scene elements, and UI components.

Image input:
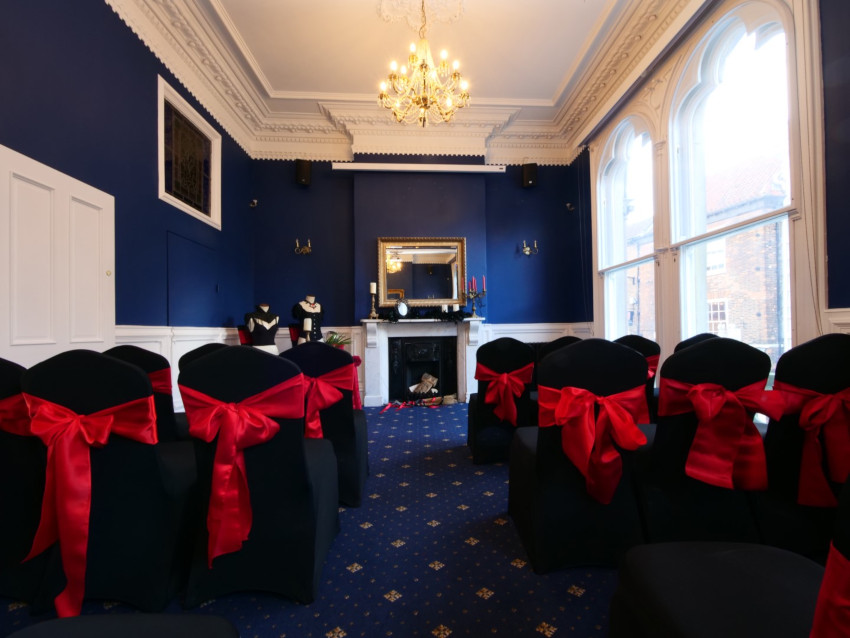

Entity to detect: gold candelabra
[466,287,486,318]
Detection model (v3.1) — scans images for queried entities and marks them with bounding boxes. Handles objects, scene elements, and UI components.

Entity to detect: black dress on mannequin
[292,297,323,343]
[244,304,279,351]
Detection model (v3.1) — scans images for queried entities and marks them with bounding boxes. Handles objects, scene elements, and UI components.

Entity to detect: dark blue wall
[0,0,255,328]
[4,0,845,328]
[821,0,850,308]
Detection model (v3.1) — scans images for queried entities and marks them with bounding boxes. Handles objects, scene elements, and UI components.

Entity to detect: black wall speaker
[521,163,538,188]
[295,159,312,186]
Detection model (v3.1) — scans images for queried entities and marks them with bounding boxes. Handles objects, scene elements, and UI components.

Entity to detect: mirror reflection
[377,237,467,308]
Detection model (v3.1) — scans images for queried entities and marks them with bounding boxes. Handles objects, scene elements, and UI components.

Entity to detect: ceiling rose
[377,0,464,31]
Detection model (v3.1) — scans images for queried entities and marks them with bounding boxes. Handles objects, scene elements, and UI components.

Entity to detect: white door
[0,144,115,368]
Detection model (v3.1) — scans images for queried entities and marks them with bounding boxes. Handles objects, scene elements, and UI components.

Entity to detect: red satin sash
[475,361,535,426]
[773,381,850,507]
[810,542,850,638]
[646,354,660,380]
[147,367,172,395]
[538,383,648,504]
[0,392,30,436]
[22,393,157,617]
[303,363,357,438]
[352,355,363,410]
[179,375,305,567]
[657,377,784,490]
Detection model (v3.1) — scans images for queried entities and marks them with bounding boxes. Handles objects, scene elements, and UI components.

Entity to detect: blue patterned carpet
[1,403,616,637]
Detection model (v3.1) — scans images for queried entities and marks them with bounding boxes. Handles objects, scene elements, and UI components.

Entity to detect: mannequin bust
[292,295,324,344]
[244,303,279,354]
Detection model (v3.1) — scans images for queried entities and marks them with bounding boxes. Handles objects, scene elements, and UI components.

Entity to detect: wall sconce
[295,239,312,255]
[521,240,539,256]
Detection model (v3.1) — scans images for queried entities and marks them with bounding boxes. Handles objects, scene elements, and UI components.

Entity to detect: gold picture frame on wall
[377,237,466,308]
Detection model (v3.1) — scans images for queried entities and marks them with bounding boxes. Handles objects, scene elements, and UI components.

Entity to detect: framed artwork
[157,76,221,229]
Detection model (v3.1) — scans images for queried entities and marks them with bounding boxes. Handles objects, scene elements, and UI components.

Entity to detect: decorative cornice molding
[106,0,711,165]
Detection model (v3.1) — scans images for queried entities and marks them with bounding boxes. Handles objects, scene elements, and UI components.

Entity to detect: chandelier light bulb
[390,60,397,71]
[440,50,448,60]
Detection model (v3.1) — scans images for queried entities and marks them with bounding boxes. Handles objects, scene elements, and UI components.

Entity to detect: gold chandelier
[378,0,470,127]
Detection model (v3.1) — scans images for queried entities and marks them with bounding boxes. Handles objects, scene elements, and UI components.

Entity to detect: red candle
[482,275,486,291]
[473,276,477,291]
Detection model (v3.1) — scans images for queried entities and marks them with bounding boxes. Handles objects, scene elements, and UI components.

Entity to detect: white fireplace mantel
[361,318,485,406]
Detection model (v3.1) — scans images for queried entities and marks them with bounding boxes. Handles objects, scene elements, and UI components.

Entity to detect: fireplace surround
[361,318,484,406]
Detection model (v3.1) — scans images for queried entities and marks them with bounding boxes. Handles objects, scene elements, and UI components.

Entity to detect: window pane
[604,259,656,340]
[680,217,791,367]
[599,123,654,269]
[673,29,790,243]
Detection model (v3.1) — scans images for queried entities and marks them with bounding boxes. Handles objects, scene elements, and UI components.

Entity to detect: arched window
[670,8,791,364]
[597,117,655,339]
[593,1,796,367]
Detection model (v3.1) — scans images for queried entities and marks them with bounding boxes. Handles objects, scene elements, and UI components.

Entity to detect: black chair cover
[752,333,850,563]
[104,345,183,441]
[467,337,536,464]
[508,338,649,572]
[609,476,850,638]
[0,357,48,604]
[177,343,228,372]
[635,337,770,544]
[5,614,240,638]
[674,332,719,352]
[537,335,582,362]
[178,346,339,606]
[281,341,369,507]
[21,350,194,614]
[614,334,661,423]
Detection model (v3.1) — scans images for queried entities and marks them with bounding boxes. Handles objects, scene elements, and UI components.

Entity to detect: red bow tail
[180,376,305,566]
[22,394,157,617]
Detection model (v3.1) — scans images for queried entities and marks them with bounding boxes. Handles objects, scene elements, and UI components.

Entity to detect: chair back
[177,345,339,604]
[614,334,660,421]
[674,332,719,352]
[646,337,773,543]
[0,357,48,603]
[767,333,850,501]
[281,342,367,506]
[475,337,536,426]
[537,335,582,363]
[536,338,649,483]
[178,343,228,372]
[21,350,174,616]
[751,333,850,562]
[105,345,180,441]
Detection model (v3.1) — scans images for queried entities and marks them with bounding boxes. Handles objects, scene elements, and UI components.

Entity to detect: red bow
[147,367,172,395]
[180,375,305,567]
[303,363,357,439]
[773,381,850,507]
[811,542,850,638]
[646,354,660,380]
[657,378,784,490]
[538,384,648,504]
[0,392,30,436]
[475,362,535,426]
[22,393,157,617]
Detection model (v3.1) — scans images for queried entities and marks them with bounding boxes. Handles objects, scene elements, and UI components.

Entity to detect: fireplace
[388,337,457,401]
[361,318,484,406]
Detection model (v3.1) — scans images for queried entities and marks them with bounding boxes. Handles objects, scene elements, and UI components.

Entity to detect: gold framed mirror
[377,237,467,308]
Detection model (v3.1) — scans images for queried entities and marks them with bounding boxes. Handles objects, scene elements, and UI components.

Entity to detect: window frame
[588,0,822,358]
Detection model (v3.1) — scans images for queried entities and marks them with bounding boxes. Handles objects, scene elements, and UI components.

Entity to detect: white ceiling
[107,0,712,164]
